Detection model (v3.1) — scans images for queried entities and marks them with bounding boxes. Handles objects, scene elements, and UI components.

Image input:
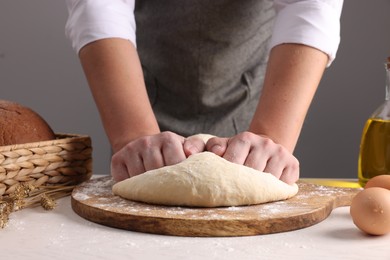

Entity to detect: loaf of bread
[0,99,55,146]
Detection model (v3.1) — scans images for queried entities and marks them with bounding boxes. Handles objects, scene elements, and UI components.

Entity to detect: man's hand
[110,131,206,181]
[111,131,299,185]
[206,131,299,184]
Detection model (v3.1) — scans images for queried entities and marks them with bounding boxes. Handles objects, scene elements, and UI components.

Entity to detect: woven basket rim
[0,133,90,152]
[0,132,93,196]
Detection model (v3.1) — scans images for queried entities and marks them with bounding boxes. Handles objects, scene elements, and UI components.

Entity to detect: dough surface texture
[112,152,298,207]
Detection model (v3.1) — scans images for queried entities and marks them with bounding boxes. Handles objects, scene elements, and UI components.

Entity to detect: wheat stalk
[0,183,75,228]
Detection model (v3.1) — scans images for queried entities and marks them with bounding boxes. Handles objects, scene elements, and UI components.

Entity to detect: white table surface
[3,182,390,260]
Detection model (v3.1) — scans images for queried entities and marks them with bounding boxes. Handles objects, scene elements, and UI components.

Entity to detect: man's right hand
[110,131,206,181]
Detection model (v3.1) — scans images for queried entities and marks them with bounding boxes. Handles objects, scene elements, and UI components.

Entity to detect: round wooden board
[71,176,361,237]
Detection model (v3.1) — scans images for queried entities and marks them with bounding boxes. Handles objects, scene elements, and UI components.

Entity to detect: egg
[365,175,390,190]
[350,187,390,235]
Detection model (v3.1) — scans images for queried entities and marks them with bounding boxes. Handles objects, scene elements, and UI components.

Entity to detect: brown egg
[350,187,390,235]
[365,175,390,190]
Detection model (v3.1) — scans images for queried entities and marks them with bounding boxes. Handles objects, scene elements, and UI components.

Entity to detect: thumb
[183,137,206,157]
[206,137,228,156]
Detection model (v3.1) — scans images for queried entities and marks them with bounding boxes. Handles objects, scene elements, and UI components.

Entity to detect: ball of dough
[112,152,298,207]
[0,99,55,146]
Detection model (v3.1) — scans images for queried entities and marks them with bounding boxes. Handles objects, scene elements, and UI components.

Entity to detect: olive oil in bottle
[358,58,390,187]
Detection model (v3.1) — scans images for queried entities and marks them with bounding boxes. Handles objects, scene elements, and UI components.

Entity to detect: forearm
[249,43,328,152]
[79,38,159,152]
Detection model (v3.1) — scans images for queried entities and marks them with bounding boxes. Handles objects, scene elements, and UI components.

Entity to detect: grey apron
[134,0,275,137]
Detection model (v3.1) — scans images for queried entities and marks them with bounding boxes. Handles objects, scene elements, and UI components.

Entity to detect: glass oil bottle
[358,58,390,187]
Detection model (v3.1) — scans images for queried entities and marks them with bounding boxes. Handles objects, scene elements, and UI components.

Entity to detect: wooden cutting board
[71,176,361,237]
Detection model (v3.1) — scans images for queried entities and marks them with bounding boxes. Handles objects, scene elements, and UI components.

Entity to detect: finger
[142,148,165,171]
[280,167,298,184]
[206,137,228,156]
[111,149,145,181]
[110,158,129,182]
[163,143,186,165]
[243,148,268,172]
[222,137,251,165]
[279,157,300,184]
[263,156,285,179]
[126,153,146,178]
[160,132,186,165]
[183,138,206,157]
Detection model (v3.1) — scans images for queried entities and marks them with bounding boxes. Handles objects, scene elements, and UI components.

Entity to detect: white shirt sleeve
[270,0,344,66]
[65,0,136,54]
[65,0,343,66]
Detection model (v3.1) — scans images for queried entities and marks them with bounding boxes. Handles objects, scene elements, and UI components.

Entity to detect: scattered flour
[71,177,358,223]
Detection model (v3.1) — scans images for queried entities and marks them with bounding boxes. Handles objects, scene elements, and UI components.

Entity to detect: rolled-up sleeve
[270,0,344,66]
[65,0,136,54]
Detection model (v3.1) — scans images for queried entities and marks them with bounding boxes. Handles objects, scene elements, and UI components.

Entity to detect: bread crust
[0,100,55,146]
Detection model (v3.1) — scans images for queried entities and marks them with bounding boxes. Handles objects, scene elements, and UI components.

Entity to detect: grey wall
[0,1,111,174]
[294,0,390,178]
[1,0,389,178]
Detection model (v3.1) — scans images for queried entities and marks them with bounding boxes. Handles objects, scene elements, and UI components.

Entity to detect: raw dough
[187,133,216,143]
[112,152,299,207]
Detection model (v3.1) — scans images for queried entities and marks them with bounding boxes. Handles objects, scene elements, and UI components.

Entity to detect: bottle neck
[373,62,390,119]
[386,62,390,101]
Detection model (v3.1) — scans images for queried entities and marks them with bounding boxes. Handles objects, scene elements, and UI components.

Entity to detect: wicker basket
[0,133,93,196]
